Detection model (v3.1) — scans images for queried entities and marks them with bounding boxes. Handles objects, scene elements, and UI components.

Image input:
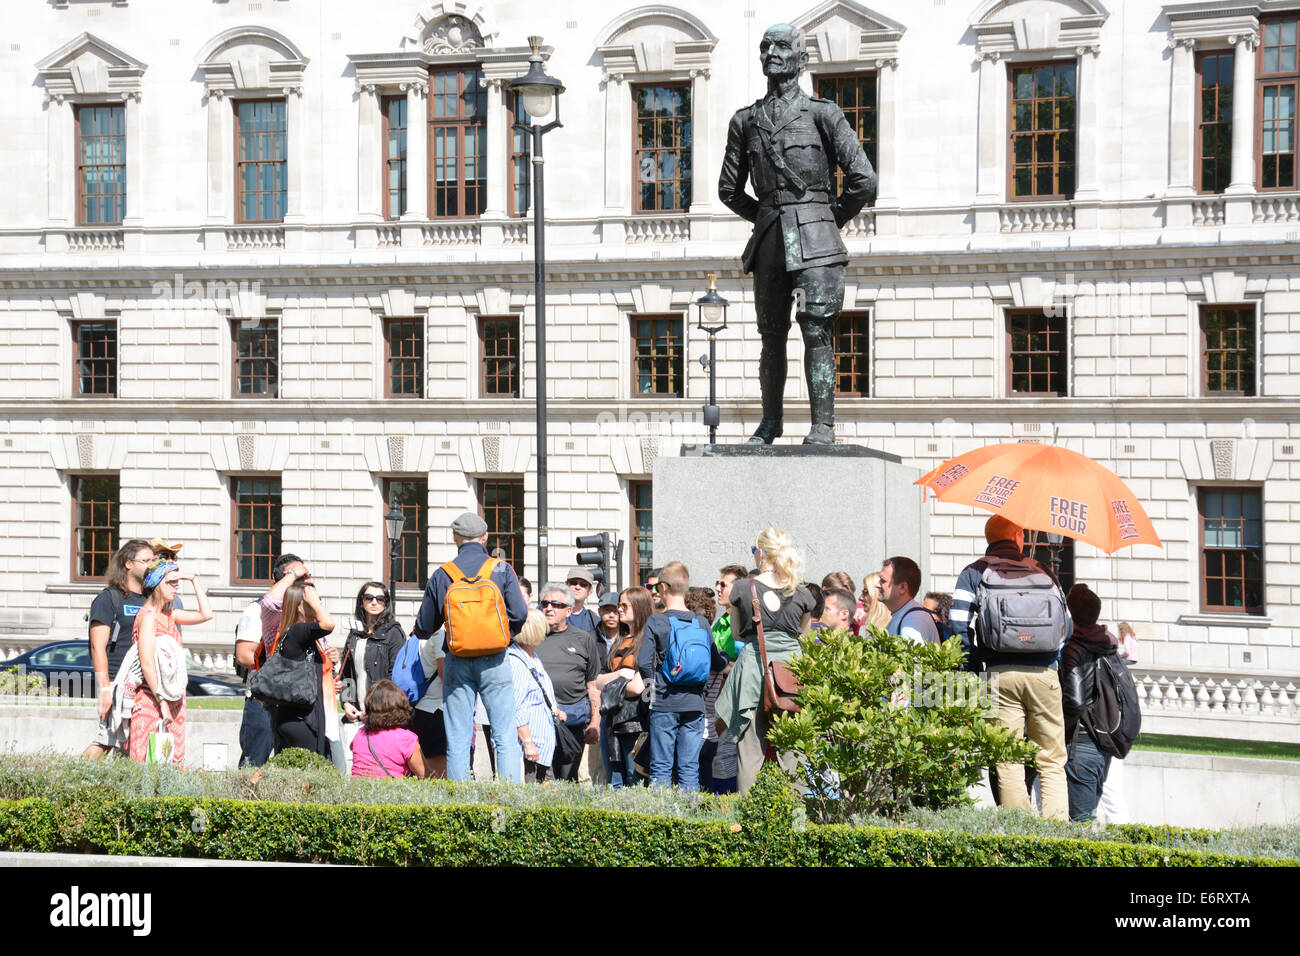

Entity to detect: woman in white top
[508,609,566,782]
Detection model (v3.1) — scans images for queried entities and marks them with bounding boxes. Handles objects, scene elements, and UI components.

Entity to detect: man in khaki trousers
[950,515,1070,821]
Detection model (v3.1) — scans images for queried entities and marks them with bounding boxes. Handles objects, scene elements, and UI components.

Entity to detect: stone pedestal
[653,444,929,587]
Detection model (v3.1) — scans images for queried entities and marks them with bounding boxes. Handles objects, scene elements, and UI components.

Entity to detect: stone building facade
[1,1,1298,735]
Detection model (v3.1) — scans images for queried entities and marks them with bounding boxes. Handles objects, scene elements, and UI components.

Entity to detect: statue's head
[759,24,807,80]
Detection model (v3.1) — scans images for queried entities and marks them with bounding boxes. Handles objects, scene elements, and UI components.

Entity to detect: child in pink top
[350,680,427,778]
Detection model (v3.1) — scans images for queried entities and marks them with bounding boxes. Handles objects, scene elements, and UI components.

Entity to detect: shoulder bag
[518,649,581,766]
[751,583,802,715]
[249,631,320,709]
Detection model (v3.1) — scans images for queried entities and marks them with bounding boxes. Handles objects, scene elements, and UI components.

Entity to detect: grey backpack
[975,556,1069,654]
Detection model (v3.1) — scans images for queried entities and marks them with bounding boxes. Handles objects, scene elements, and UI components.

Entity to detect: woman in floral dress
[126,558,212,763]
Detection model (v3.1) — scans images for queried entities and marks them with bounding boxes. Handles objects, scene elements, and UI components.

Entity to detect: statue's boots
[746,419,784,444]
[803,343,836,445]
[747,332,788,445]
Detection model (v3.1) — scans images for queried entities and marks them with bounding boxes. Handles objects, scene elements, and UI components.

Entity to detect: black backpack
[1082,653,1142,758]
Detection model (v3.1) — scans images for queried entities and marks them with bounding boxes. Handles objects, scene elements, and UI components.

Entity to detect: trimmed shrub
[0,794,1288,867]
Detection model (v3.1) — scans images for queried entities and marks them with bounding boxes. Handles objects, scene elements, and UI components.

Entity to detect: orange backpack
[442,557,511,657]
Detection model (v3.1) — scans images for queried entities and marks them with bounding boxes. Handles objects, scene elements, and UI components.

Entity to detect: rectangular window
[384,319,424,398]
[508,93,531,217]
[72,475,119,581]
[232,477,282,585]
[1006,310,1068,397]
[630,481,653,587]
[1259,18,1299,189]
[232,319,278,398]
[1200,305,1256,396]
[383,95,408,219]
[833,310,871,397]
[74,320,117,397]
[235,99,287,223]
[480,316,520,398]
[1197,51,1234,194]
[1009,61,1076,200]
[383,478,428,587]
[815,72,878,191]
[631,315,684,397]
[633,84,692,213]
[1199,487,1264,614]
[430,67,487,218]
[1026,534,1075,595]
[76,105,125,226]
[478,478,524,575]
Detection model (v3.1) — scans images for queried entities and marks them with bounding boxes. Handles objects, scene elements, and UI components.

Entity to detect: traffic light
[575,532,611,590]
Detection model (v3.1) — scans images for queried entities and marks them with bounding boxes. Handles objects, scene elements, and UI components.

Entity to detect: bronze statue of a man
[718,24,877,445]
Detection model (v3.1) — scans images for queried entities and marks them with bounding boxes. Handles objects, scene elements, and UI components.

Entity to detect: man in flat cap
[718,22,877,444]
[412,512,529,781]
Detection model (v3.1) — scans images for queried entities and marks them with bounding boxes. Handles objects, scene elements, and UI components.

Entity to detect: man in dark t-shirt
[535,584,601,781]
[83,538,155,757]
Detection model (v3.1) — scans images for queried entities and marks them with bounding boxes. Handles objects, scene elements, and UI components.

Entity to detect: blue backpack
[392,633,432,705]
[660,616,712,686]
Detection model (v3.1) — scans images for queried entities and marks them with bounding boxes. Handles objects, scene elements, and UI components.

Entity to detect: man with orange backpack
[411,513,528,782]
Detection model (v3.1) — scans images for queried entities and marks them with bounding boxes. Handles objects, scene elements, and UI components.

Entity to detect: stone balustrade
[67,229,124,252]
[1252,194,1300,224]
[624,215,689,244]
[1190,198,1225,226]
[999,202,1075,233]
[225,226,285,250]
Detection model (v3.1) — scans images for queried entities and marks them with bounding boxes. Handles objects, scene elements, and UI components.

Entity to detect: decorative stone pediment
[792,0,906,65]
[596,5,718,80]
[197,25,309,96]
[36,32,146,102]
[400,4,498,54]
[972,0,1108,58]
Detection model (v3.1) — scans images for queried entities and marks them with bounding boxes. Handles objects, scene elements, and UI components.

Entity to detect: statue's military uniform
[718,90,876,441]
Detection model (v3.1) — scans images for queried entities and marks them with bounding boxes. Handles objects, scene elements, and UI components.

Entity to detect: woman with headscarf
[715,527,815,795]
[125,557,212,763]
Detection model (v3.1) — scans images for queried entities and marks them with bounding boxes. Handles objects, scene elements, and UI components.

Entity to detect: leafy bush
[0,666,54,696]
[765,626,1038,822]
[267,748,338,773]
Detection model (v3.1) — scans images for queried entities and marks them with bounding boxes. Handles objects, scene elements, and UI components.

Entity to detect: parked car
[1,640,242,698]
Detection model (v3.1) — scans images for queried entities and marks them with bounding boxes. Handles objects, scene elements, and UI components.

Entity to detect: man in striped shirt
[951,515,1070,821]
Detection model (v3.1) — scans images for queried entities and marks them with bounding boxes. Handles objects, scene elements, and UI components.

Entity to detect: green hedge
[0,795,1289,866]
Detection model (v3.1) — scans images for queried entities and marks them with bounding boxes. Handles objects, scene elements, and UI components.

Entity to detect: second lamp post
[509,36,564,584]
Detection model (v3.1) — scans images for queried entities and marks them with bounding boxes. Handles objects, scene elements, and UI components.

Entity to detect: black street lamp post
[510,36,564,585]
[695,273,730,445]
[384,498,406,601]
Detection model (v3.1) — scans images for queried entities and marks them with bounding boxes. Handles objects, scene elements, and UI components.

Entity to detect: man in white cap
[411,512,529,782]
[564,566,600,635]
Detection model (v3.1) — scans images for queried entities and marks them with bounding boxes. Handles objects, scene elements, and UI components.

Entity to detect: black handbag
[250,640,319,709]
[521,654,581,766]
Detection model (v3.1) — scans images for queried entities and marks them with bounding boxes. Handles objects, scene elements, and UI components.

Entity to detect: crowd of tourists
[82,512,1139,822]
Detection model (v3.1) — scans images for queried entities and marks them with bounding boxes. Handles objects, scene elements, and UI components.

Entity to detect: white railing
[225,227,285,250]
[1252,194,1300,223]
[999,203,1074,233]
[1191,198,1225,226]
[842,209,876,239]
[502,220,529,245]
[625,216,689,243]
[1134,668,1300,721]
[421,222,480,246]
[67,229,124,252]
[376,224,401,248]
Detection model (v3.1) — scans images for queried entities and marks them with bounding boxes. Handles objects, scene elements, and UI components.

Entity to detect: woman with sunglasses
[594,585,653,788]
[339,582,407,763]
[124,558,212,763]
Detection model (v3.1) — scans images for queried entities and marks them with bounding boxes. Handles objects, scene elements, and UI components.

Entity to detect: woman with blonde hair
[508,608,566,782]
[856,571,893,633]
[715,527,815,794]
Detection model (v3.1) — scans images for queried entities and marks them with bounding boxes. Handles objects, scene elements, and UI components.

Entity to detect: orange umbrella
[914,443,1162,554]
